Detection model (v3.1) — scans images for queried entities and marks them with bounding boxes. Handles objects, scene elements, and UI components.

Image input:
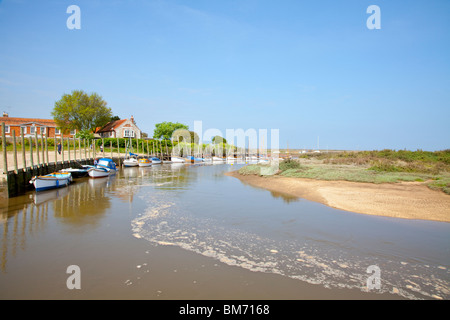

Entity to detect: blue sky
[0,0,449,150]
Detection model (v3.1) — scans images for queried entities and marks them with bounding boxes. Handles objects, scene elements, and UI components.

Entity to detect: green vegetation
[238,149,450,194]
[52,90,112,133]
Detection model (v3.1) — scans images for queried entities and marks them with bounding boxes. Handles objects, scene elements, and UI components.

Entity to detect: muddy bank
[226,171,450,223]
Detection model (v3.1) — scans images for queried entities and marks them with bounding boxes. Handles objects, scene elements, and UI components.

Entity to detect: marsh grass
[238,149,450,194]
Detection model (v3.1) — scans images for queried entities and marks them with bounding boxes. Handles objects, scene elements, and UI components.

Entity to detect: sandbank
[226,171,450,223]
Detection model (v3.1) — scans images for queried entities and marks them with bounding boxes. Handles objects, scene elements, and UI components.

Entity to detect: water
[0,163,449,299]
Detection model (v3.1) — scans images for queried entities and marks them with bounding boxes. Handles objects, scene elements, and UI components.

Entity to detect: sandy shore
[226,171,450,223]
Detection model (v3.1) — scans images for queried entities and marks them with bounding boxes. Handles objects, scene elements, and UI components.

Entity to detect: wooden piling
[2,122,7,174]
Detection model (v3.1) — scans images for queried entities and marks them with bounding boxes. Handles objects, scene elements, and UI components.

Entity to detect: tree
[212,135,227,144]
[153,121,189,140]
[52,90,112,133]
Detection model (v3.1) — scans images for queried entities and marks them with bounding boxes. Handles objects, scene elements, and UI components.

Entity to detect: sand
[226,171,450,223]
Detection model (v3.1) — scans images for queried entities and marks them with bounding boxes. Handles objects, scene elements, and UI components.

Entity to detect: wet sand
[226,171,450,223]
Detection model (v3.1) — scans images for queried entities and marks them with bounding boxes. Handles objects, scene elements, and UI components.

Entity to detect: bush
[279,159,302,171]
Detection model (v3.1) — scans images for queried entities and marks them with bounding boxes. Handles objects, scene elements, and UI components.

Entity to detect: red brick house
[0,112,77,138]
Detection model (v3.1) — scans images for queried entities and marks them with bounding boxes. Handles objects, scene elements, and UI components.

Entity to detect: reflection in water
[1,163,449,300]
[131,164,450,300]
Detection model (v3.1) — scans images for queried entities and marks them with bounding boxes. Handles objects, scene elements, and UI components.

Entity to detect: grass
[238,149,450,195]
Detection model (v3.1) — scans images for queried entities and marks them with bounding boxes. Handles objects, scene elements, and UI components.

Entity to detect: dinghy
[170,156,185,163]
[88,167,110,178]
[150,157,162,164]
[60,165,94,178]
[30,172,72,192]
[138,158,152,167]
[97,158,117,172]
[123,153,139,167]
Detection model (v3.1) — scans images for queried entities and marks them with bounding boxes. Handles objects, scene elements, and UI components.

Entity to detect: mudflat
[226,171,450,223]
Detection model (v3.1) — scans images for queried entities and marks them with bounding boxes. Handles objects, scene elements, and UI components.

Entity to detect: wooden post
[41,131,44,166]
[102,138,105,156]
[79,138,81,161]
[117,138,120,158]
[147,141,149,157]
[61,136,65,164]
[1,122,7,174]
[35,130,40,166]
[68,137,71,162]
[84,139,87,160]
[74,138,76,161]
[21,128,26,170]
[110,140,113,158]
[13,131,18,173]
[136,137,139,155]
[45,133,49,165]
[54,135,58,165]
[29,136,34,167]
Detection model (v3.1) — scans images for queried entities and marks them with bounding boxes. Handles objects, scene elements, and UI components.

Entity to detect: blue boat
[96,158,117,172]
[150,157,162,164]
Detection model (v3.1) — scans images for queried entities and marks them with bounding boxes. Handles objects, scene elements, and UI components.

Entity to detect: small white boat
[123,157,139,167]
[171,156,185,163]
[138,158,152,167]
[213,156,225,162]
[150,157,162,164]
[30,172,72,192]
[88,167,110,178]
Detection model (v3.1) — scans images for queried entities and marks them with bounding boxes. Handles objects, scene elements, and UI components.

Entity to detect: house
[96,116,142,139]
[0,112,77,138]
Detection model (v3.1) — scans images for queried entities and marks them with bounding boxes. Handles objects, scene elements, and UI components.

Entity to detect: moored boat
[171,156,185,163]
[138,158,152,167]
[97,158,117,172]
[212,156,225,162]
[150,157,162,164]
[60,165,94,178]
[88,167,110,178]
[30,172,72,192]
[123,153,139,167]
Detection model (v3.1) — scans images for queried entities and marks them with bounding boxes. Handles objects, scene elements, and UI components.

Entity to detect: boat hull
[171,156,185,163]
[31,173,72,192]
[123,159,139,167]
[88,168,110,178]
[138,159,152,167]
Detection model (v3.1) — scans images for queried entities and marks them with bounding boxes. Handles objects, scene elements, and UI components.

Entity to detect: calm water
[0,163,449,299]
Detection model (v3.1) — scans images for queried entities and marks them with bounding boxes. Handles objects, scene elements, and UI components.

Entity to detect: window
[70,129,76,135]
[30,126,36,134]
[21,126,27,134]
[5,125,10,134]
[55,128,61,135]
[124,129,135,138]
[40,127,46,134]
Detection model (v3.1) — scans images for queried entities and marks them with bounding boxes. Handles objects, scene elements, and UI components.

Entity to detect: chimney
[131,115,135,124]
[2,112,8,117]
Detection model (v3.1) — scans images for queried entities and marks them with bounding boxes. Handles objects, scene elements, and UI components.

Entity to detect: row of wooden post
[1,123,175,175]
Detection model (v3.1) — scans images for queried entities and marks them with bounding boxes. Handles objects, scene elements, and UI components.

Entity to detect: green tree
[153,121,189,140]
[52,90,112,133]
[212,135,227,144]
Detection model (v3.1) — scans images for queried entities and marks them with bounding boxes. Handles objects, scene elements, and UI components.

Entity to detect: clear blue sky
[0,0,449,150]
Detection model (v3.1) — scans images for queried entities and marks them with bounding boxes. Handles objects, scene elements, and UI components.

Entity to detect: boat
[170,156,185,163]
[138,158,152,167]
[88,167,110,178]
[96,158,117,172]
[212,156,225,162]
[60,165,94,178]
[123,153,139,167]
[150,157,162,164]
[30,172,72,192]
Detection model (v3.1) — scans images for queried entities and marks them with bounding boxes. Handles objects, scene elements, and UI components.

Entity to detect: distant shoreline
[226,170,450,223]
